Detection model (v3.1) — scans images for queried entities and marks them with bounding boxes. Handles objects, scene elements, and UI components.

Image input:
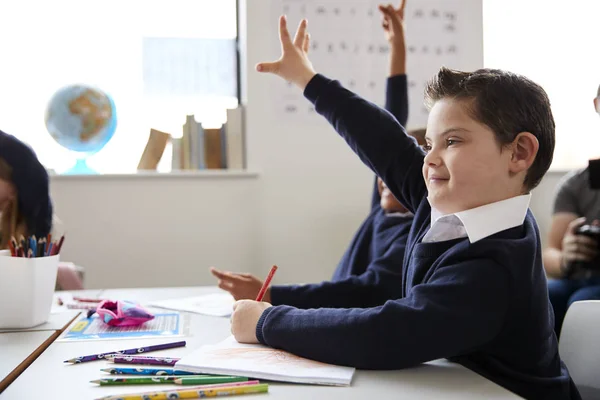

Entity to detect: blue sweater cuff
[269,285,287,306]
[303,73,332,104]
[255,306,276,345]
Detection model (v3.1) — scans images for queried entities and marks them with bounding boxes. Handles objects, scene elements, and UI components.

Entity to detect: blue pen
[100,367,197,376]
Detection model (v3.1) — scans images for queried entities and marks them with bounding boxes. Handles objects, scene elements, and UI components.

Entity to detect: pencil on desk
[109,355,181,366]
[91,376,205,385]
[64,341,186,364]
[255,265,278,301]
[100,367,198,376]
[94,382,267,400]
[66,303,97,310]
[73,296,104,303]
[174,376,248,385]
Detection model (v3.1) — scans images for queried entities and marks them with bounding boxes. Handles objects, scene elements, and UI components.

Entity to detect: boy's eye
[422,144,432,152]
[446,138,459,146]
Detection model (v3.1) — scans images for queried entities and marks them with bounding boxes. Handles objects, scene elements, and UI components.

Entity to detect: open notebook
[175,336,355,386]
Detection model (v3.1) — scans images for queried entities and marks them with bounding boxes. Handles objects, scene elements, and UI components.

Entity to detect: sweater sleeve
[371,74,409,210]
[304,74,426,214]
[257,259,509,369]
[269,259,404,309]
[385,74,409,127]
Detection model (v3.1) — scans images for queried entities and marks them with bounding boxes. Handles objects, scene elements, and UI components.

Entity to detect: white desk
[1,287,522,399]
[0,330,57,393]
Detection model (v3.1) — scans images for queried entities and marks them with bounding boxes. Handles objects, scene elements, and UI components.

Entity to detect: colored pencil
[54,234,65,254]
[66,303,97,310]
[94,382,267,400]
[30,236,37,257]
[255,265,278,301]
[8,239,16,257]
[64,341,186,364]
[73,297,104,303]
[101,367,198,376]
[110,355,181,366]
[91,376,208,385]
[19,235,26,252]
[174,376,248,385]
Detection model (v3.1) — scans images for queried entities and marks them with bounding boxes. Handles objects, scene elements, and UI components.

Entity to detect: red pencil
[54,235,65,255]
[8,240,16,257]
[255,265,278,302]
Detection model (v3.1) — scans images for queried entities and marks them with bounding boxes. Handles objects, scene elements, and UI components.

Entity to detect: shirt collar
[429,194,531,243]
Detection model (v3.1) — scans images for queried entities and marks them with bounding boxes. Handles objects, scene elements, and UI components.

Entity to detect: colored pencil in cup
[109,355,181,366]
[91,376,205,385]
[64,340,186,364]
[174,376,248,385]
[94,382,266,400]
[37,237,46,257]
[100,367,198,376]
[54,234,65,255]
[8,238,16,257]
[255,265,278,301]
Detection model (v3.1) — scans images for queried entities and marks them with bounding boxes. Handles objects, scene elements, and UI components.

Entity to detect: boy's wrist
[388,48,406,76]
[296,70,317,90]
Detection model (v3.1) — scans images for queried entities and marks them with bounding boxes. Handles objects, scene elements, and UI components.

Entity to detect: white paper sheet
[148,293,235,317]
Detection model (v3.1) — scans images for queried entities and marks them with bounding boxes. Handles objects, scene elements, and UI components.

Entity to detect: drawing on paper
[205,347,331,369]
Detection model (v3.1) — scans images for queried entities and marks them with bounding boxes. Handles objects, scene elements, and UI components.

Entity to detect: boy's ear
[594,97,600,114]
[508,132,539,174]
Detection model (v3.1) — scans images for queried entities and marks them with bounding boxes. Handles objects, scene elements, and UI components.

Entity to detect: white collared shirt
[422,194,531,243]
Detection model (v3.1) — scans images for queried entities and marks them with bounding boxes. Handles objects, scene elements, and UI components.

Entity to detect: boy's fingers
[210,268,236,280]
[279,15,293,49]
[303,33,310,53]
[256,61,280,74]
[293,19,308,48]
[210,267,226,278]
[217,279,233,291]
[398,0,406,18]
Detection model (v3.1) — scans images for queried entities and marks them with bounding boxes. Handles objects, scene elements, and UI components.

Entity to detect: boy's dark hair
[597,84,600,97]
[424,67,555,190]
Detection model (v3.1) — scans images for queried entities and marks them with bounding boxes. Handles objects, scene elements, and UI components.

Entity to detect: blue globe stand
[65,158,97,175]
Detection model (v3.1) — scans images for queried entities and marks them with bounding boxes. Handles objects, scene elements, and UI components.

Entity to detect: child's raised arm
[257,13,426,212]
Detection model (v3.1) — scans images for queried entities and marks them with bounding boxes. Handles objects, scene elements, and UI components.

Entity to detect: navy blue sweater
[270,75,412,308]
[257,75,580,400]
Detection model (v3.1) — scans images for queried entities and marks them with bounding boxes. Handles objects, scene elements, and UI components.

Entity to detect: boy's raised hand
[256,16,317,90]
[379,2,406,50]
[231,300,272,344]
[210,267,271,302]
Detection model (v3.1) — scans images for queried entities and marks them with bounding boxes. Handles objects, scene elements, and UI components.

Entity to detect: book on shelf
[224,107,245,170]
[138,128,171,171]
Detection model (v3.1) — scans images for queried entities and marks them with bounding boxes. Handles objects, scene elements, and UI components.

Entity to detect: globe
[45,85,117,174]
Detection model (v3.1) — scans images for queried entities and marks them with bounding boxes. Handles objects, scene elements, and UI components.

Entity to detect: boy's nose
[424,148,441,166]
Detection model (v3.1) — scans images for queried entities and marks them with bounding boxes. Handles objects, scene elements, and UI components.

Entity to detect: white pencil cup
[0,253,60,329]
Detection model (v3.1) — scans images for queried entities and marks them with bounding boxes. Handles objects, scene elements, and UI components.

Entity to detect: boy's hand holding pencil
[229,265,277,344]
[256,16,316,90]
